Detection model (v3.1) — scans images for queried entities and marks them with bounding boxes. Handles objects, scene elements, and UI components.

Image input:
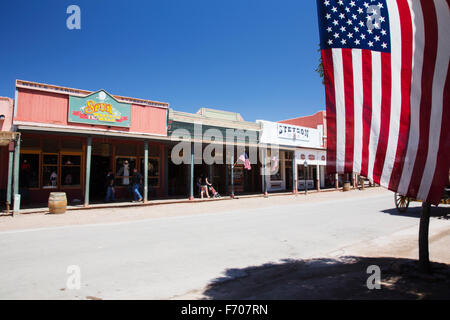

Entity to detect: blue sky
[0,0,324,122]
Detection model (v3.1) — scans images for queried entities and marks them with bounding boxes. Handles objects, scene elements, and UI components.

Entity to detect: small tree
[315,45,324,85]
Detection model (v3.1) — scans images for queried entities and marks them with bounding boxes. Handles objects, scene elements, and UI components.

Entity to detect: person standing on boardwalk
[131,167,143,202]
[200,174,211,199]
[105,170,115,202]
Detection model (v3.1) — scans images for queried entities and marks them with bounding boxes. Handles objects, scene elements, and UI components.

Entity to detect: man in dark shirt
[131,168,143,202]
[105,170,115,202]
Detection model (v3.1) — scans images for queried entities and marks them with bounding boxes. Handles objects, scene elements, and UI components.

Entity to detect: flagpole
[230,154,235,199]
[263,148,268,197]
[419,202,431,273]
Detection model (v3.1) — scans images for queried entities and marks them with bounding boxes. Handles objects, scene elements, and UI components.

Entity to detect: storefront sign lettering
[68,90,131,127]
[277,124,309,141]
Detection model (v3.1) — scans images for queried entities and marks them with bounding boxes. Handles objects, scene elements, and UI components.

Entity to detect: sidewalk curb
[4,187,379,216]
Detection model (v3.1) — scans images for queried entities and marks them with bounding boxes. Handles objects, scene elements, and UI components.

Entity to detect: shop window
[267,150,282,181]
[228,166,244,192]
[115,157,136,186]
[298,165,305,180]
[61,154,81,187]
[62,155,81,166]
[43,154,58,165]
[140,157,160,187]
[270,159,282,181]
[42,154,59,189]
[19,153,40,189]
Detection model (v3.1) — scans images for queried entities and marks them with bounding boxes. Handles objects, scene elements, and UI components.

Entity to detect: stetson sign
[68,90,131,127]
[277,123,309,142]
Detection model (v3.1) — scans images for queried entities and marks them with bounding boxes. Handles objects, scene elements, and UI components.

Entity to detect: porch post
[292,153,297,194]
[263,148,268,197]
[225,161,229,195]
[335,173,339,190]
[144,140,148,202]
[189,143,194,200]
[316,164,320,191]
[230,154,235,198]
[163,145,169,196]
[208,162,213,195]
[6,144,14,214]
[13,134,21,214]
[84,136,92,207]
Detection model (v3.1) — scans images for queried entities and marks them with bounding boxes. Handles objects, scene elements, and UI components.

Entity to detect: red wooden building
[12,80,170,205]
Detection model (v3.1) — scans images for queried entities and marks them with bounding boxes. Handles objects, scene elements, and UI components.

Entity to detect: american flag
[238,152,252,170]
[317,0,449,205]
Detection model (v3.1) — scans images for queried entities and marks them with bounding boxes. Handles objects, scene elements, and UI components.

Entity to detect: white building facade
[257,120,327,192]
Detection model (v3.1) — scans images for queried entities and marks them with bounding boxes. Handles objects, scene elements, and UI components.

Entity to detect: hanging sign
[68,90,131,127]
[277,123,310,141]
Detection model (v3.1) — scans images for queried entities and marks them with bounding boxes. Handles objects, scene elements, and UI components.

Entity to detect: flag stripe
[333,49,346,172]
[397,0,425,196]
[406,0,438,198]
[343,48,355,173]
[367,51,382,182]
[352,49,363,174]
[322,49,337,173]
[388,0,413,191]
[380,0,403,187]
[360,50,372,177]
[372,51,391,184]
[417,0,450,201]
[427,61,450,203]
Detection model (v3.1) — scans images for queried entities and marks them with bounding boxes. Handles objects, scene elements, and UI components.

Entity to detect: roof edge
[15,79,169,109]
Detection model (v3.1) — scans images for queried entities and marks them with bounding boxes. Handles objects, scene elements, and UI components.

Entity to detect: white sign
[277,124,310,141]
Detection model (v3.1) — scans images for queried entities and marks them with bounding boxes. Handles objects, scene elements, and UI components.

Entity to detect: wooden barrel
[48,192,67,214]
[343,182,351,192]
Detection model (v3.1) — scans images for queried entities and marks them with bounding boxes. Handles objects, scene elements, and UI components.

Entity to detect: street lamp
[304,160,308,195]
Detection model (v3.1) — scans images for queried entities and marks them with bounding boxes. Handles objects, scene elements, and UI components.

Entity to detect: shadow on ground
[381,205,449,219]
[202,256,450,300]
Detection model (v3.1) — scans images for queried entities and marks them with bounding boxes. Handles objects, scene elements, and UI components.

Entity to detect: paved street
[0,189,448,299]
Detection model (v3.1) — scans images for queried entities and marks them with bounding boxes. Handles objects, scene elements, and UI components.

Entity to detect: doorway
[90,155,110,201]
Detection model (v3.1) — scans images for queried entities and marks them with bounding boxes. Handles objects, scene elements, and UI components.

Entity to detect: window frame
[19,135,85,191]
[114,156,137,188]
[41,152,60,189]
[139,156,161,188]
[19,150,41,190]
[60,152,83,189]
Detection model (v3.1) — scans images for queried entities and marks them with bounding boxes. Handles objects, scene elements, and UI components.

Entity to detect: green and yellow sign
[68,90,131,127]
